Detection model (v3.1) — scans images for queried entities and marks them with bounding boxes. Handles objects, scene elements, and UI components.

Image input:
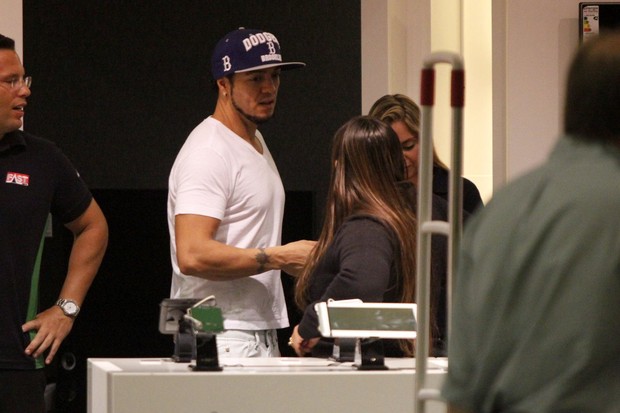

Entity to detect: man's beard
[231,97,274,125]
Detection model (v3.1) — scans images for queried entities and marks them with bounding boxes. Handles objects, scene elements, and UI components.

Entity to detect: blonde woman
[369,93,483,214]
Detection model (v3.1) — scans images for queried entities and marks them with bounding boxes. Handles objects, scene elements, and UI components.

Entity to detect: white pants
[216,329,280,358]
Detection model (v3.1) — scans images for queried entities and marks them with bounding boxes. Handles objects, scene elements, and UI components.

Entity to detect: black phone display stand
[172,318,222,371]
[160,298,223,371]
[173,318,195,363]
[193,332,222,371]
[354,338,389,370]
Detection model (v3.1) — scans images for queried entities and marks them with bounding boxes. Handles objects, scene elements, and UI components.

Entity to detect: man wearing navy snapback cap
[167,28,315,357]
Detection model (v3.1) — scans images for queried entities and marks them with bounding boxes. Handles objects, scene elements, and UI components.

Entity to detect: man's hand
[274,240,317,276]
[22,306,74,365]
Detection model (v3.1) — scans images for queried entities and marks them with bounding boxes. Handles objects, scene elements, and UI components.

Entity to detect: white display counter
[88,357,447,413]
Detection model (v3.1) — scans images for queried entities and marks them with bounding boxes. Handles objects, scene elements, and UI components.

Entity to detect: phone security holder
[159,296,224,371]
[331,338,357,362]
[331,336,385,369]
[354,338,388,370]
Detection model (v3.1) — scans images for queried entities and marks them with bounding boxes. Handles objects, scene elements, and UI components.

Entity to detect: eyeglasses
[0,76,32,91]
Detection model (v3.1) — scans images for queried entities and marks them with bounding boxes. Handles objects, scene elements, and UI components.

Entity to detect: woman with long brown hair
[289,115,419,357]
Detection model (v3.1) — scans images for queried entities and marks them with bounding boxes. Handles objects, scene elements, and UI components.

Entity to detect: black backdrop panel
[23,0,361,225]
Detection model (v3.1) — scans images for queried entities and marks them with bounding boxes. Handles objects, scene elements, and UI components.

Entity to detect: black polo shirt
[0,130,92,370]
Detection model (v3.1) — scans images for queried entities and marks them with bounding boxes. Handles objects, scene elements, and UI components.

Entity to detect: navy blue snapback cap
[210,28,305,80]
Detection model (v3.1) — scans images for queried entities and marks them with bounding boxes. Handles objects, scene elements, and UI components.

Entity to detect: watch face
[64,302,78,314]
[57,299,79,316]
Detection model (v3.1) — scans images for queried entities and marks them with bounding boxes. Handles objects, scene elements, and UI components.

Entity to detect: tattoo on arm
[256,248,269,273]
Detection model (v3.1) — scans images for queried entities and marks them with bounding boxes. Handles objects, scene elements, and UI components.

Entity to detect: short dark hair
[564,31,620,142]
[210,73,234,93]
[0,33,16,51]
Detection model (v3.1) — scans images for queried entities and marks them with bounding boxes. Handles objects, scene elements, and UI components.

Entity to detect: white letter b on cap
[222,56,231,72]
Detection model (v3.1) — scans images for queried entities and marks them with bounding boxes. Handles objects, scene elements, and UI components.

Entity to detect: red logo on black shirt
[5,172,30,186]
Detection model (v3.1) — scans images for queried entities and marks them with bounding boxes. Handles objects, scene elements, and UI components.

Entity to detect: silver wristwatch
[56,298,80,318]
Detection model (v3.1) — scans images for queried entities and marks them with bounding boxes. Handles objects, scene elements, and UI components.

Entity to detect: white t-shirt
[167,116,288,330]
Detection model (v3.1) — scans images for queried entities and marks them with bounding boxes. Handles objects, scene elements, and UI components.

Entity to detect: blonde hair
[368,94,448,170]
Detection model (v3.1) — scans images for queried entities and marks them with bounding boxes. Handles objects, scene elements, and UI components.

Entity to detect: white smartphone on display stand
[314,300,417,339]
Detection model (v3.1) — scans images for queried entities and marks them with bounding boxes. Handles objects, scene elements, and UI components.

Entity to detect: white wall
[462,0,493,199]
[494,0,576,184]
[361,0,391,112]
[0,0,23,56]
[362,0,494,203]
[363,0,613,200]
[493,0,618,185]
[361,0,431,113]
[432,0,494,203]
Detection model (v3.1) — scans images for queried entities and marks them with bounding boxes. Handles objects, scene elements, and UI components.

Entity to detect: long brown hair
[295,116,418,354]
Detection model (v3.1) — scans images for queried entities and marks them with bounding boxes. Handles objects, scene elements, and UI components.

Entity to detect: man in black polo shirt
[0,33,108,413]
